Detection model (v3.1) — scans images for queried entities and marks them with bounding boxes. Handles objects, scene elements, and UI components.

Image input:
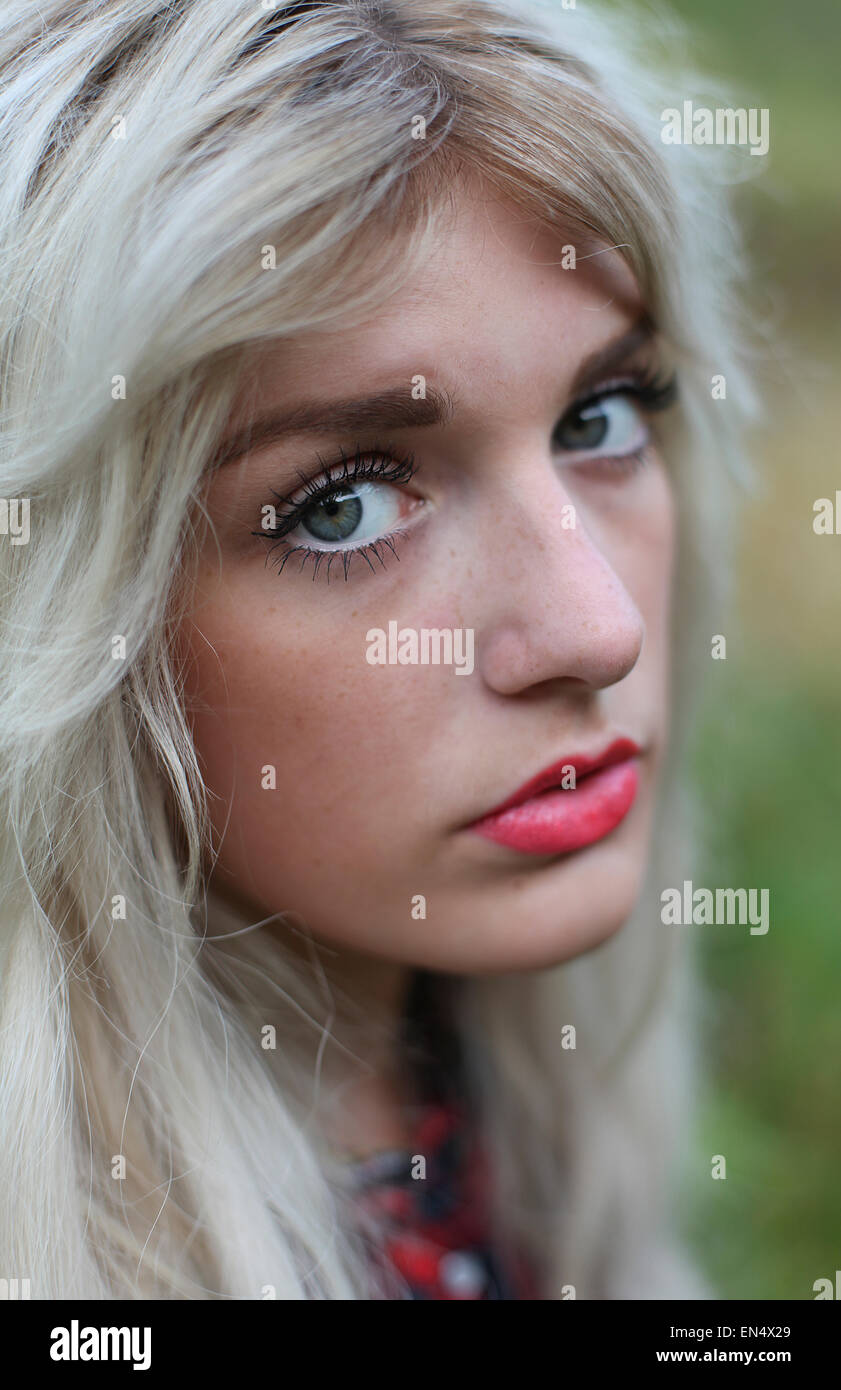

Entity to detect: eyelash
[583,367,678,415]
[563,367,677,479]
[253,442,417,581]
[253,367,677,581]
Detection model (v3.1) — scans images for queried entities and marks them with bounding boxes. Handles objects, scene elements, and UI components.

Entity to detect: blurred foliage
[686,675,841,1298]
[599,0,841,1297]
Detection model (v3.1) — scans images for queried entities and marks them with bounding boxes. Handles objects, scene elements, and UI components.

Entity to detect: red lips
[469,737,641,856]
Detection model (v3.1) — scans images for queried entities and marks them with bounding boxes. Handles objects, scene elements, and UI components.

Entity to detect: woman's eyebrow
[569,317,656,397]
[213,319,654,469]
[213,383,456,469]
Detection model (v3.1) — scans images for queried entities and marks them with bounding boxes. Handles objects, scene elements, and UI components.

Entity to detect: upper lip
[472,736,642,820]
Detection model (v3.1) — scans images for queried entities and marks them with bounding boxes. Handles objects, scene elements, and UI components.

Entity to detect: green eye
[554,394,648,458]
[301,489,363,542]
[285,479,406,552]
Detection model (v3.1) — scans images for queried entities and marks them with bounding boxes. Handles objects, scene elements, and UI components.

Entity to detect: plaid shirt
[347,1098,540,1300]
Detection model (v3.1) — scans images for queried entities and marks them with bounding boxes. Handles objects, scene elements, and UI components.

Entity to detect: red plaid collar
[346,1099,539,1300]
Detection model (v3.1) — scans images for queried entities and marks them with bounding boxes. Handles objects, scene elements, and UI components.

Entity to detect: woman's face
[181,186,676,975]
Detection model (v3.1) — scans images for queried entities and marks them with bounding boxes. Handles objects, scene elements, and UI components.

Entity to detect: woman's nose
[474,476,645,698]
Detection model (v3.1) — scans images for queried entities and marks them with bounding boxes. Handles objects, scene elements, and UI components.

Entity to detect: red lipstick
[469,736,641,856]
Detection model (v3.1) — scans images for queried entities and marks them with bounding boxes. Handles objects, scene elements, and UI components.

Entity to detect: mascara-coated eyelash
[574,365,678,417]
[258,442,417,534]
[266,532,405,583]
[553,365,678,474]
[252,442,418,582]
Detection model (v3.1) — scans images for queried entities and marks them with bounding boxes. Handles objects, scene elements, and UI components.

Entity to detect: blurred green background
[602,0,841,1298]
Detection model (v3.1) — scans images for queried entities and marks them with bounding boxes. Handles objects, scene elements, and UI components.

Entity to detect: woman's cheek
[184,564,426,845]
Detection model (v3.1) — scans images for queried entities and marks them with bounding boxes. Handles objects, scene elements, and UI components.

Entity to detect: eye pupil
[303,488,363,541]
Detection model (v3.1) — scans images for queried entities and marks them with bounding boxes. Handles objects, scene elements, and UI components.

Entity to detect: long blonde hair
[0,0,752,1298]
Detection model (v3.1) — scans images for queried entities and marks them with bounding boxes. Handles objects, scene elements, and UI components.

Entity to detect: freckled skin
[180,185,675,979]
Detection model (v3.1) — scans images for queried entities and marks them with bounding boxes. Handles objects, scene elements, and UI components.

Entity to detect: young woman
[0,0,751,1299]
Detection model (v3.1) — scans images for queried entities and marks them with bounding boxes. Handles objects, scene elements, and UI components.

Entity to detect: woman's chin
[394,838,650,975]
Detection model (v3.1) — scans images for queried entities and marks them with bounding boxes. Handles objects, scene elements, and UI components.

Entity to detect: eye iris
[303,488,363,541]
[561,405,608,450]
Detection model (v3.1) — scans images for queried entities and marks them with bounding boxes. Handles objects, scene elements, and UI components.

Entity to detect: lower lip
[470,758,639,856]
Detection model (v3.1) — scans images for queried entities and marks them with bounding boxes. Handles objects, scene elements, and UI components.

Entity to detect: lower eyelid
[568,447,650,477]
[255,490,425,581]
[265,530,407,582]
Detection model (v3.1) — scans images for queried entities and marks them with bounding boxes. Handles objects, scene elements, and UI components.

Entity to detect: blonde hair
[0,0,752,1298]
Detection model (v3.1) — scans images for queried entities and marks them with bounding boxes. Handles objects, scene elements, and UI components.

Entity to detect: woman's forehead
[227,187,645,414]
